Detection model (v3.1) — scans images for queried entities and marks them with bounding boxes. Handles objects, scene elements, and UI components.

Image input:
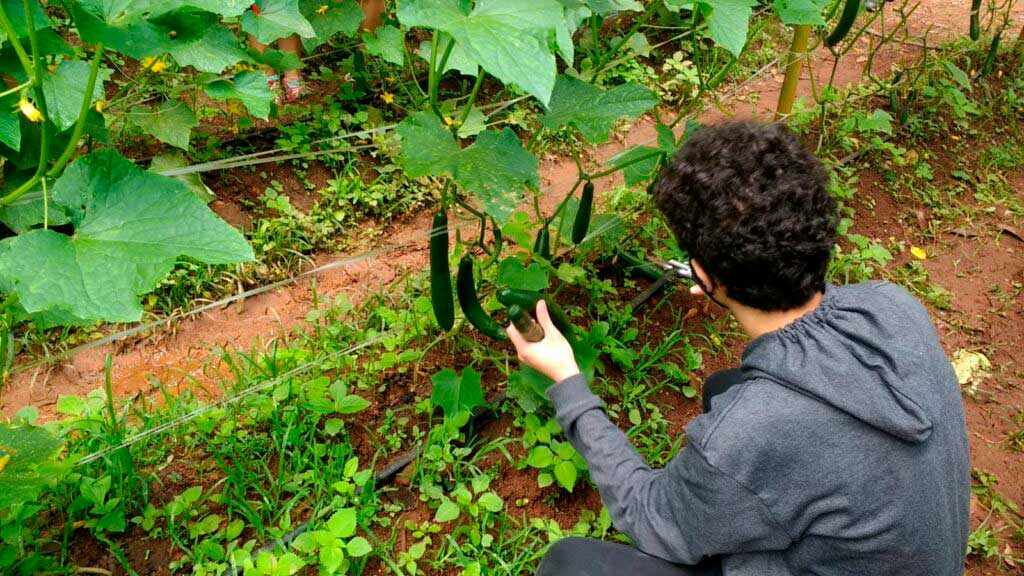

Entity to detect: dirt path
[2,0,1017,418]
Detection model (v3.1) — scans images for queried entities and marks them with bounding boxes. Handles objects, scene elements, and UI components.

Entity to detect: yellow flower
[149,60,168,73]
[141,56,157,69]
[710,334,721,347]
[95,100,106,112]
[910,246,927,260]
[316,4,329,14]
[381,91,394,104]
[47,64,57,73]
[444,116,454,126]
[18,98,43,122]
[0,454,9,474]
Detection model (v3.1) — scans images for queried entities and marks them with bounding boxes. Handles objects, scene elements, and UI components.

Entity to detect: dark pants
[536,369,744,576]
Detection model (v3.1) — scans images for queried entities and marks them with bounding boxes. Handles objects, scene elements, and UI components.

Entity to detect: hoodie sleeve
[547,374,792,564]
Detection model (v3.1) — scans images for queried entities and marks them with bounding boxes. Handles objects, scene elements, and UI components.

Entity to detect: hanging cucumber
[969,0,982,40]
[572,182,594,244]
[982,31,1002,74]
[496,288,575,340]
[825,0,861,47]
[456,256,508,342]
[429,211,454,331]
[533,226,551,259]
[615,250,664,282]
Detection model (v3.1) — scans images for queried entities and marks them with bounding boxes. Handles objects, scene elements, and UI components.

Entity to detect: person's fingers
[690,284,705,296]
[507,323,528,350]
[535,299,558,333]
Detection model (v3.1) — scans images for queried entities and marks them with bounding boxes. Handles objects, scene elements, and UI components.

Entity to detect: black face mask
[690,259,728,309]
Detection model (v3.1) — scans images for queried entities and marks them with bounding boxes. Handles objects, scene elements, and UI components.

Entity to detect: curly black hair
[652,122,837,312]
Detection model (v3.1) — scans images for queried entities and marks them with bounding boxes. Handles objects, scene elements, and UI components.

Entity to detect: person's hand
[506,300,580,383]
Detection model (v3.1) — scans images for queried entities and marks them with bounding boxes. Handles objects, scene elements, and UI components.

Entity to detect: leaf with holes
[455,129,539,223]
[540,75,658,144]
[430,367,485,418]
[0,150,253,327]
[0,424,67,509]
[398,0,562,105]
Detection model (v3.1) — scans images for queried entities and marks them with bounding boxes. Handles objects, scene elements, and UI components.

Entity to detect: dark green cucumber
[496,288,575,339]
[429,211,454,331]
[825,0,861,47]
[456,256,508,342]
[533,226,551,259]
[572,182,594,244]
[507,304,544,342]
[982,31,1001,74]
[615,250,664,282]
[969,0,982,40]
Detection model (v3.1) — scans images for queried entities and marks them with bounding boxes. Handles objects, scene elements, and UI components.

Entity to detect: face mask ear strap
[691,259,727,309]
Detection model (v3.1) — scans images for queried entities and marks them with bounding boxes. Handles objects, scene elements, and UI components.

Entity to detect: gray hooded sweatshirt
[548,281,970,575]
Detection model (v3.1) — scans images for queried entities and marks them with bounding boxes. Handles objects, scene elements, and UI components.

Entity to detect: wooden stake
[775,25,812,120]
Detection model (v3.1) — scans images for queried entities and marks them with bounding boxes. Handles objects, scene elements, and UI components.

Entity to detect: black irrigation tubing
[223,393,509,576]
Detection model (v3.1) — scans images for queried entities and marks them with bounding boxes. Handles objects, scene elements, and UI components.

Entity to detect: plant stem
[48,43,104,178]
[428,31,441,117]
[456,69,484,130]
[776,25,812,120]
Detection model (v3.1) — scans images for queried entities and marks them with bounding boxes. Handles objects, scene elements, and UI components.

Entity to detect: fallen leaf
[910,246,927,260]
[999,224,1024,243]
[951,349,991,395]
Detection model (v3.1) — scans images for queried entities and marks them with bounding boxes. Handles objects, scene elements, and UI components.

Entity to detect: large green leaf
[242,0,316,43]
[0,424,67,509]
[162,15,250,73]
[0,189,71,233]
[394,111,461,178]
[0,93,20,151]
[364,25,405,65]
[0,0,49,44]
[457,129,539,223]
[418,37,479,77]
[773,0,827,25]
[301,0,365,50]
[606,144,661,186]
[128,99,197,150]
[398,0,562,105]
[540,75,658,144]
[395,113,538,222]
[70,0,170,59]
[430,367,485,418]
[41,60,111,132]
[664,0,756,57]
[205,71,275,120]
[156,0,250,17]
[0,150,253,325]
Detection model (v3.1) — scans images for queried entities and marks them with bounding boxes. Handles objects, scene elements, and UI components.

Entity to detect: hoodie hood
[741,282,935,443]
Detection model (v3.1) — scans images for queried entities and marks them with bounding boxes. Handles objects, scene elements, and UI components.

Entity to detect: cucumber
[456,256,508,342]
[507,304,544,342]
[496,288,575,339]
[969,0,982,40]
[572,182,594,244]
[615,250,664,282]
[826,0,861,47]
[429,211,454,331]
[982,30,1001,74]
[533,226,551,259]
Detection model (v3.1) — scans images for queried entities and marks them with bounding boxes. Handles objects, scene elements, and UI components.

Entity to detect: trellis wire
[74,331,393,467]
